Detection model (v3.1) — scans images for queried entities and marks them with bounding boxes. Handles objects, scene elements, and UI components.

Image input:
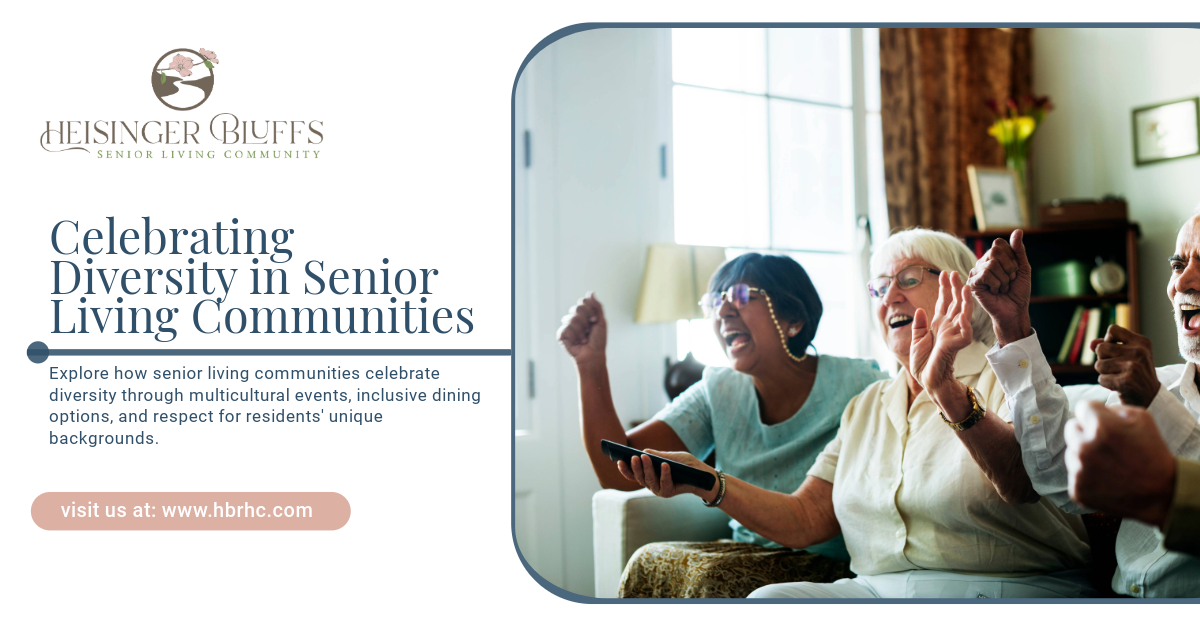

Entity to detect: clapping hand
[909,271,974,397]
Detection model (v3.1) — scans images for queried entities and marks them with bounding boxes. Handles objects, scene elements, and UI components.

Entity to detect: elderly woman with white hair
[617,228,1095,598]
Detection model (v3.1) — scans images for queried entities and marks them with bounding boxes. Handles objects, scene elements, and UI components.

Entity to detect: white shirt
[987,332,1200,598]
[808,341,1091,578]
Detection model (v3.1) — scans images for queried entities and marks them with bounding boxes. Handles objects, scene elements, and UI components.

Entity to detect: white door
[513,52,566,589]
[513,30,677,597]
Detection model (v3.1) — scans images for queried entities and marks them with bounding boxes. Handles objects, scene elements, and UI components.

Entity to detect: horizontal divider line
[44,349,511,357]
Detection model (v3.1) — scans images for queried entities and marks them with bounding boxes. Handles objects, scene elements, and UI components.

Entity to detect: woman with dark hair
[557,252,889,597]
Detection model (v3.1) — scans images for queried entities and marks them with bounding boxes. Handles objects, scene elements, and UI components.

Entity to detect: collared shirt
[987,332,1200,598]
[808,341,1091,578]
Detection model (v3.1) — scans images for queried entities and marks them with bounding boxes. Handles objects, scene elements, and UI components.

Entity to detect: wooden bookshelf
[962,221,1138,240]
[1049,363,1101,375]
[960,222,1140,385]
[1028,293,1127,305]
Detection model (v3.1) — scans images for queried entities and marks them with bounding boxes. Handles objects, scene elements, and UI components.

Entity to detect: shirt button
[895,530,904,539]
[1131,584,1141,594]
[1019,359,1029,368]
[1031,415,1041,424]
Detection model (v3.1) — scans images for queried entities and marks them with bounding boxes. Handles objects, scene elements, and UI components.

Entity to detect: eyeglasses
[698,283,766,319]
[867,266,941,299]
[699,283,808,363]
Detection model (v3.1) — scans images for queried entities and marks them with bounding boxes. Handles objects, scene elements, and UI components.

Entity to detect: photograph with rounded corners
[513,25,1200,601]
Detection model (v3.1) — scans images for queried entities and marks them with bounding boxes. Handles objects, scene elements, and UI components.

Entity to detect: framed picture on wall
[1132,97,1200,166]
[967,165,1028,230]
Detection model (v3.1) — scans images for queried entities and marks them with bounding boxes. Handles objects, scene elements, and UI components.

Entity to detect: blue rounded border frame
[509,21,1200,604]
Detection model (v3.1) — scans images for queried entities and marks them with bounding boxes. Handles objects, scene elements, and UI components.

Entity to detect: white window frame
[666,27,883,362]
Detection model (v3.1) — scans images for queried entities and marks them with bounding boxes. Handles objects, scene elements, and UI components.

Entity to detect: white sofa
[591,488,732,598]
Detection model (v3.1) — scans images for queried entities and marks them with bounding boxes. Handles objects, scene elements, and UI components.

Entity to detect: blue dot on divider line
[27,341,49,364]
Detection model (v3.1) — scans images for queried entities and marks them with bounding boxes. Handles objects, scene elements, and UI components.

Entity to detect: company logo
[151,48,219,111]
[41,46,325,160]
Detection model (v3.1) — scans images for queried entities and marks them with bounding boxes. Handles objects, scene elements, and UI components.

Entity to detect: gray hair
[870,227,995,346]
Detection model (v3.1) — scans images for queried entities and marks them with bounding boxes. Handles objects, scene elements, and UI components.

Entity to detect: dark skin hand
[968,229,1160,405]
[556,293,688,491]
[967,229,1033,347]
[617,450,841,550]
[1067,401,1177,527]
[1089,326,1162,407]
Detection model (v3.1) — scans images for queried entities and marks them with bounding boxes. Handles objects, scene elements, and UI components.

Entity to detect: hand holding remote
[601,440,717,500]
[620,449,718,501]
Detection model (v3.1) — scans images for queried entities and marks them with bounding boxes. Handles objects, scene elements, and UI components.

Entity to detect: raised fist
[1067,401,1176,527]
[1090,325,1160,407]
[556,293,608,366]
[967,229,1033,345]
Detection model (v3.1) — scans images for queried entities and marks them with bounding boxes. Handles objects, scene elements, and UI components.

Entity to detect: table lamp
[634,244,726,399]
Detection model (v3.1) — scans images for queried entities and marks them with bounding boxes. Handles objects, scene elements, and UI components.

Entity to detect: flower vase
[1006,154,1028,216]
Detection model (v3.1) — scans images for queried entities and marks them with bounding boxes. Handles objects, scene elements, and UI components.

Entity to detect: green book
[1058,306,1085,363]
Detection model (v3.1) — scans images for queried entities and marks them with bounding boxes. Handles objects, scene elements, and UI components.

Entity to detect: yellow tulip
[998,119,1016,144]
[1016,116,1036,140]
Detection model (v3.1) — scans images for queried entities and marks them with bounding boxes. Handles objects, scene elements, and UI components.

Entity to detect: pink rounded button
[32,492,350,530]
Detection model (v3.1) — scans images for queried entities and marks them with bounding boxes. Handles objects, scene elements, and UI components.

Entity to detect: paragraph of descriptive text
[44,364,482,447]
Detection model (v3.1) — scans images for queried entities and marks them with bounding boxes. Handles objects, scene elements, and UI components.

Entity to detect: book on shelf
[1068,308,1089,364]
[1115,302,1131,329]
[1058,306,1085,363]
[1080,307,1103,366]
[1060,306,1089,362]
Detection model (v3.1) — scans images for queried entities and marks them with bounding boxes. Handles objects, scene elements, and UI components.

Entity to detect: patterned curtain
[880,28,1032,234]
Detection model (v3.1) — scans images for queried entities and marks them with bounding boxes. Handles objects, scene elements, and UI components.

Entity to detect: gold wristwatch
[941,386,985,431]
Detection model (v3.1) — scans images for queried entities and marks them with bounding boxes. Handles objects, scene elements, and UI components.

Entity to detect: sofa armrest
[592,488,732,598]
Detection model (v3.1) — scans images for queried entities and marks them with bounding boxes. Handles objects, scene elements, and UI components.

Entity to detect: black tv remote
[600,439,716,492]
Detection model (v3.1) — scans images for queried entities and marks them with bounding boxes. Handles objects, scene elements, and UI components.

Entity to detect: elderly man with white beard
[968,219,1200,598]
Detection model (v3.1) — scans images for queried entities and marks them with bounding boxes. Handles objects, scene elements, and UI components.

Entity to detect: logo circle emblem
[151,48,215,111]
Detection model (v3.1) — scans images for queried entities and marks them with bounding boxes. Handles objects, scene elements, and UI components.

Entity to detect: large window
[671,28,887,365]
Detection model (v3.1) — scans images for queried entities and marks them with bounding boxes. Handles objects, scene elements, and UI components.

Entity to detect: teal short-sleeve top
[655,354,889,562]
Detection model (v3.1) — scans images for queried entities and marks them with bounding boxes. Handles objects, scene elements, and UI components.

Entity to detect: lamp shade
[634,244,727,323]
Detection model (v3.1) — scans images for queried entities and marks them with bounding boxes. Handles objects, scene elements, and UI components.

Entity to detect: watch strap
[942,386,985,432]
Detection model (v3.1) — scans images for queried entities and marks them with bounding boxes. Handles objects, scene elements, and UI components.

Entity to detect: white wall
[515,28,675,596]
[1032,28,1200,366]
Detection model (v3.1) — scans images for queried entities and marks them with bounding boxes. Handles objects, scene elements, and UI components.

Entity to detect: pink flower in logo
[171,54,194,77]
[199,48,219,64]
